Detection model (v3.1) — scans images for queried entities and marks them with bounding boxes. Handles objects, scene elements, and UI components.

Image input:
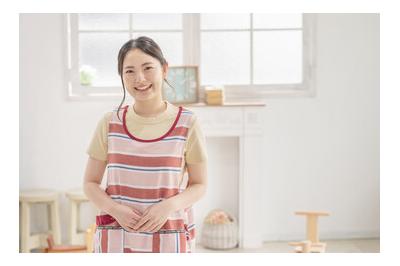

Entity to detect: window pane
[253,13,302,29]
[201,32,250,85]
[78,14,129,30]
[131,33,183,66]
[132,14,182,30]
[253,30,302,84]
[79,33,130,86]
[201,14,250,30]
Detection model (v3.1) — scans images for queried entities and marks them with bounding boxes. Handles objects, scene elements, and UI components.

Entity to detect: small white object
[201,209,238,250]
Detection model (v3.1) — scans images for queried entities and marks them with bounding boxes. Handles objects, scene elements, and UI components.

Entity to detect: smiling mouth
[135,84,152,91]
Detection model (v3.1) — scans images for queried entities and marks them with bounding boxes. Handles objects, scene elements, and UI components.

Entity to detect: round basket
[201,210,238,250]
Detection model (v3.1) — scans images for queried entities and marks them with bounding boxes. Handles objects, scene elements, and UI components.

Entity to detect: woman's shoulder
[93,112,113,134]
[107,105,129,122]
[104,111,113,122]
[96,108,122,128]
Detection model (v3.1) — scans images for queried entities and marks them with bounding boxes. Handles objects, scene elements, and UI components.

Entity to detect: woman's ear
[162,63,169,79]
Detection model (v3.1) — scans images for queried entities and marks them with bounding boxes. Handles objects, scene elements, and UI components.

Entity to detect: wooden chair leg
[20,202,31,253]
[86,224,97,252]
[49,200,61,244]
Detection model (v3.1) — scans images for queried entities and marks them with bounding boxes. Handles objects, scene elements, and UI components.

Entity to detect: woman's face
[122,48,168,103]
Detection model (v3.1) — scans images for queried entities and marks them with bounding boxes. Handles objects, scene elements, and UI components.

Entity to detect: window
[66,13,183,98]
[65,13,316,99]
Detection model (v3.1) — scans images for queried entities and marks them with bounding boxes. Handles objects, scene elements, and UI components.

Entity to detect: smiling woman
[116,38,175,119]
[83,36,208,253]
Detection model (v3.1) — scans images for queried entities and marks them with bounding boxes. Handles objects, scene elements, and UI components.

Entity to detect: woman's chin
[133,92,156,102]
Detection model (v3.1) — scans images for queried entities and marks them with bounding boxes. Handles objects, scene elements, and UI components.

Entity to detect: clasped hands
[110,200,174,233]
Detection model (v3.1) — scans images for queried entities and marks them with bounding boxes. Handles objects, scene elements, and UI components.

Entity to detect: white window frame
[65,13,316,100]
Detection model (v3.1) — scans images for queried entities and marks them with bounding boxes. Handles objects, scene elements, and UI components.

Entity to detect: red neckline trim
[122,105,183,143]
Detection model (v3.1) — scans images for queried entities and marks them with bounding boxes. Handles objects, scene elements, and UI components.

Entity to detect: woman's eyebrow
[124,62,154,69]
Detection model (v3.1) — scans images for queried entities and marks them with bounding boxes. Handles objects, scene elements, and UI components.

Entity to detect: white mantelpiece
[185,102,266,249]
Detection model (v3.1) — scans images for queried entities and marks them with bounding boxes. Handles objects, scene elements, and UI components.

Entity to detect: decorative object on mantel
[163,65,199,104]
[205,85,225,105]
[201,209,238,250]
[288,210,330,253]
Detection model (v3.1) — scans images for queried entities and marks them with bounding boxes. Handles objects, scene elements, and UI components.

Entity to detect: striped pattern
[94,105,196,253]
[94,228,190,253]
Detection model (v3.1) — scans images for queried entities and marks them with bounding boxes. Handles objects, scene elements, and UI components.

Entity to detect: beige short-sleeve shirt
[86,101,208,165]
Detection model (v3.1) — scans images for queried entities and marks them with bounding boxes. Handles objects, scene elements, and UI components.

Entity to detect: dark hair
[116,36,174,120]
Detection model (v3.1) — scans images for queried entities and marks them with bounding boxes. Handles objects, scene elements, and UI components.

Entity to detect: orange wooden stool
[289,211,330,253]
[44,223,97,253]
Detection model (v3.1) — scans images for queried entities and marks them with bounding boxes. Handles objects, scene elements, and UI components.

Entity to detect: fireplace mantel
[185,102,266,249]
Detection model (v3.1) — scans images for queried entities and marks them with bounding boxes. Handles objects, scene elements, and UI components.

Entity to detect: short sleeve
[185,115,208,164]
[86,112,112,162]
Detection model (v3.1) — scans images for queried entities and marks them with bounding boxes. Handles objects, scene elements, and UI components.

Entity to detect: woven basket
[201,210,238,250]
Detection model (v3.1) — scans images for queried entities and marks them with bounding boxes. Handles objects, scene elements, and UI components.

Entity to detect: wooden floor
[194,238,380,253]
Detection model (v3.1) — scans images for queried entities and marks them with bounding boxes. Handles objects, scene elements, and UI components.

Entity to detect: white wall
[260,14,379,240]
[20,13,379,244]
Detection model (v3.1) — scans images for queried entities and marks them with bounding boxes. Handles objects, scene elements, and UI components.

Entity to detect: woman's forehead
[123,49,158,67]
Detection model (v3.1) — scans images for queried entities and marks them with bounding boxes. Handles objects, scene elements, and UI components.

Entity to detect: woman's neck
[133,99,167,117]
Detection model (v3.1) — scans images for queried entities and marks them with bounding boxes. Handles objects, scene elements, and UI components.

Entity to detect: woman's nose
[134,71,146,83]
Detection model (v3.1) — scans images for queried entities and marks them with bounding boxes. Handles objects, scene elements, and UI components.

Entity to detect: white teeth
[135,84,152,91]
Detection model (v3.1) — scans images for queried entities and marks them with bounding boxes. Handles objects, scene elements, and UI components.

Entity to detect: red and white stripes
[94,105,196,253]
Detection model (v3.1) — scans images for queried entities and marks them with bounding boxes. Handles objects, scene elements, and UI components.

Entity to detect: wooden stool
[289,240,327,253]
[290,211,330,253]
[288,240,312,253]
[45,234,86,253]
[65,188,89,245]
[19,189,61,253]
[86,223,97,252]
[45,224,96,253]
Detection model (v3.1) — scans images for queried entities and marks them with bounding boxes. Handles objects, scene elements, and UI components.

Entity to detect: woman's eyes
[125,67,153,74]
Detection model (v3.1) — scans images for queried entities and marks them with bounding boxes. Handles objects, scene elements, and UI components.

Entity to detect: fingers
[127,217,162,233]
[134,219,151,232]
[145,221,158,232]
[148,223,162,233]
[140,221,158,232]
[119,210,143,232]
[133,213,150,231]
[137,217,163,232]
[122,218,140,232]
[132,208,143,215]
[122,225,135,232]
[131,211,142,220]
[130,220,138,230]
[128,207,163,233]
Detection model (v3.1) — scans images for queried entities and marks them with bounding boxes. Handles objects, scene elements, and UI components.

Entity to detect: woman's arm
[165,161,208,212]
[83,156,142,231]
[83,156,118,214]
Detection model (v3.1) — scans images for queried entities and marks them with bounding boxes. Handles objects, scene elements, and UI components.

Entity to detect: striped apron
[94,105,196,253]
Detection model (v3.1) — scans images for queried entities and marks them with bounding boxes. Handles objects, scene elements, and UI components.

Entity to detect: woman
[83,36,208,253]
